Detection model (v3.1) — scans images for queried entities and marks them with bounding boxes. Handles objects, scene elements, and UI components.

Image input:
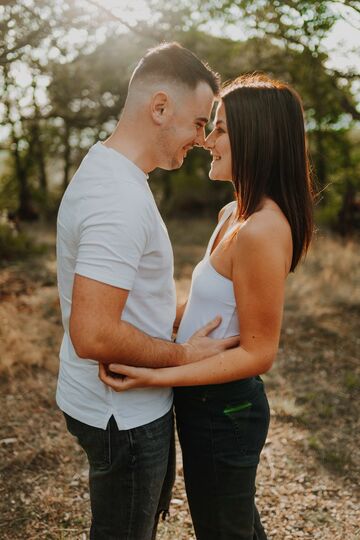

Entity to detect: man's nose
[194,128,206,147]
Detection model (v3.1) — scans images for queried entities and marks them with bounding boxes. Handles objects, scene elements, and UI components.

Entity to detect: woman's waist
[174,376,264,402]
[176,305,239,343]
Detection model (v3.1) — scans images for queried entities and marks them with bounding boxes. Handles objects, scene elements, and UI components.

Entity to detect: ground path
[1,222,359,539]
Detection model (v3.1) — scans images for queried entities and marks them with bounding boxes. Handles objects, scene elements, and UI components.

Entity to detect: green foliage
[150,148,234,217]
[0,216,45,263]
[0,156,19,215]
[0,0,359,233]
[343,371,360,391]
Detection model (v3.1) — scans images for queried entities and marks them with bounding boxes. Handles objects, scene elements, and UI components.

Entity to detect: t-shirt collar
[93,141,149,183]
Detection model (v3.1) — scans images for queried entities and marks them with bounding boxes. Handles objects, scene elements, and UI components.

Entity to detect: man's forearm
[77,319,186,368]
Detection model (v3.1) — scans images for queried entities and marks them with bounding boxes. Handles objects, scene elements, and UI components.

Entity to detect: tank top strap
[220,200,237,224]
[205,201,237,256]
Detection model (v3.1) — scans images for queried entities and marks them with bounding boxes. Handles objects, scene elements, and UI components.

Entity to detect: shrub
[0,213,45,263]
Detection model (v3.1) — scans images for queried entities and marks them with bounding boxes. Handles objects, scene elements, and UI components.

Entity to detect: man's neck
[103,122,155,174]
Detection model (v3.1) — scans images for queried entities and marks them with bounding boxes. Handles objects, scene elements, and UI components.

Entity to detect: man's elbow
[73,339,95,360]
[70,323,104,361]
[71,334,100,360]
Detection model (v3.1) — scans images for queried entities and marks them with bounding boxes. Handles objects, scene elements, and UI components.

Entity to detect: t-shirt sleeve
[75,185,151,290]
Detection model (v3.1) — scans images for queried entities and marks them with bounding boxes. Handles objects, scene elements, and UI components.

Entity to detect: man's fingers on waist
[196,316,222,336]
[221,336,240,348]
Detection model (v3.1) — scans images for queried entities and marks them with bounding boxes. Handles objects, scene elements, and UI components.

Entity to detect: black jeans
[64,409,175,540]
[174,377,270,540]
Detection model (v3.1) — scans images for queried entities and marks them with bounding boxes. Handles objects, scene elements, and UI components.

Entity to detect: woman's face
[205,101,232,182]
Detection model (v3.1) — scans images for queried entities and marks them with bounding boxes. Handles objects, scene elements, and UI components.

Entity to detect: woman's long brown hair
[222,74,314,271]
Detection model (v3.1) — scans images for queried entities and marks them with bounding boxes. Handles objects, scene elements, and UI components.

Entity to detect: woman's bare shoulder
[233,201,293,272]
[240,201,291,242]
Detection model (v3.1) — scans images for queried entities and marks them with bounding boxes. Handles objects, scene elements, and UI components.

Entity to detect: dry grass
[0,222,359,539]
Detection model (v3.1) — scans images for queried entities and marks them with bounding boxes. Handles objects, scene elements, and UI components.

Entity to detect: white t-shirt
[56,142,175,429]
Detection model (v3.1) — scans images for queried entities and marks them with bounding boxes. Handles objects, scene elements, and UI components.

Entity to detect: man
[56,42,235,539]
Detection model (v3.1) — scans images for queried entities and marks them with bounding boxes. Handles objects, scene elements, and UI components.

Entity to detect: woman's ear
[150,91,170,125]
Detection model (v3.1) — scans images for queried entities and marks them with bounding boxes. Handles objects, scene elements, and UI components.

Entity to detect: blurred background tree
[0,0,359,254]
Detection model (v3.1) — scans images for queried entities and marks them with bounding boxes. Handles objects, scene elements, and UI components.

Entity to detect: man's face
[157,82,215,170]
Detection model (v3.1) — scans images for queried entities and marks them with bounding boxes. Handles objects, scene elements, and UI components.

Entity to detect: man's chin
[170,157,183,170]
[157,161,179,171]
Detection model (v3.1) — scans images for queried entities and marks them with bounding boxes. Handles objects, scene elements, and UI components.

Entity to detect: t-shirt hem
[74,268,133,291]
[57,394,173,431]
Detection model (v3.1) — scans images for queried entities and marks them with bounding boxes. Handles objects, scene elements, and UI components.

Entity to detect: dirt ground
[0,221,359,539]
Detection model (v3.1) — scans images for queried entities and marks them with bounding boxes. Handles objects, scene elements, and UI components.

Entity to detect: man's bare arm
[70,274,237,367]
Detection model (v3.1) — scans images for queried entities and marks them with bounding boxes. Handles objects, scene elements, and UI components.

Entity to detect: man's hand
[181,316,239,364]
[98,316,240,393]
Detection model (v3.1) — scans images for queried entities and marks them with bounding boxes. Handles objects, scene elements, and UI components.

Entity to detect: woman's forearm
[151,345,275,387]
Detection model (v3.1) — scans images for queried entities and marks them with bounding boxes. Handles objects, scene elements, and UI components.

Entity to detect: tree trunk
[338,181,356,237]
[62,121,71,192]
[314,127,327,196]
[12,133,37,220]
[36,125,47,196]
[4,66,37,220]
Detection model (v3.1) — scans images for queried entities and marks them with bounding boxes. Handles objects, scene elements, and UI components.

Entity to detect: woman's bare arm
[99,213,291,389]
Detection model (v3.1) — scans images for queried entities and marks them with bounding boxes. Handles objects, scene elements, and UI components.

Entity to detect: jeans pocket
[64,413,111,471]
[224,401,252,454]
[226,390,270,461]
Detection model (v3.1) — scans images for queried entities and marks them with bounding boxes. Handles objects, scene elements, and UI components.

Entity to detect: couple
[56,42,313,539]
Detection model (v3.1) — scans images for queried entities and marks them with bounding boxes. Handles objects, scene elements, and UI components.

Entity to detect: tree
[0,0,101,217]
[0,0,359,227]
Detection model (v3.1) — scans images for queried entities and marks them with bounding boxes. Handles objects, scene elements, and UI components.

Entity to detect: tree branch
[84,0,161,41]
[337,0,360,16]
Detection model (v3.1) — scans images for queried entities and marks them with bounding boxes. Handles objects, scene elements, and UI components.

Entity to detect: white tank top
[176,201,239,344]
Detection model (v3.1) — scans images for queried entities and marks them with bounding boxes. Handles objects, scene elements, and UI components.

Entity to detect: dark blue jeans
[64,409,175,540]
[174,377,270,540]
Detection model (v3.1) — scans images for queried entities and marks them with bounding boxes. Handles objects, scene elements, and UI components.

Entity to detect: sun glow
[86,0,152,27]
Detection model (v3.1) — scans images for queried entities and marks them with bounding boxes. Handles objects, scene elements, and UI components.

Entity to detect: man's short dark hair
[130,42,220,95]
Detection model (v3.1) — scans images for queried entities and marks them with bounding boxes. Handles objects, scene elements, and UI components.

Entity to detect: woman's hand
[98,362,157,391]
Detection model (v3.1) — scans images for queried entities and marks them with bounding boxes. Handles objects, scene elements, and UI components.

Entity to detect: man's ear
[150,91,171,125]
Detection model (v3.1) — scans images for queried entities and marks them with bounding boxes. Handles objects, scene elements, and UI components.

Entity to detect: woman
[99,74,314,539]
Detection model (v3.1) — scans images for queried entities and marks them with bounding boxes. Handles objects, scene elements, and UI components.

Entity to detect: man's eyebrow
[195,117,209,124]
[216,119,225,125]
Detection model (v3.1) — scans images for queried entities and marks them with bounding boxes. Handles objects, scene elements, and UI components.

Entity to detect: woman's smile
[204,102,232,181]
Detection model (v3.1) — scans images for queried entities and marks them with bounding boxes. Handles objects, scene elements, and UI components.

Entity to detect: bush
[0,213,45,263]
